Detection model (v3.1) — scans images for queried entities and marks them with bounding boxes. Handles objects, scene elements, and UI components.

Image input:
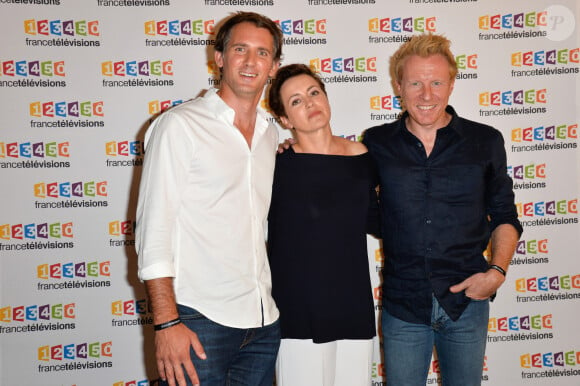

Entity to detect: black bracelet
[488,264,507,277]
[154,318,182,331]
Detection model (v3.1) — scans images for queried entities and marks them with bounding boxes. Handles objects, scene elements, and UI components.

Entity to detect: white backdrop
[0,0,579,385]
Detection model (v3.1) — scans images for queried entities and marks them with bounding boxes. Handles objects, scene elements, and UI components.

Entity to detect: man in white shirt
[136,12,283,386]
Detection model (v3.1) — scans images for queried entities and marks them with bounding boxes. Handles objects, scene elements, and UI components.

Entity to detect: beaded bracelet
[154,317,182,331]
[488,264,507,277]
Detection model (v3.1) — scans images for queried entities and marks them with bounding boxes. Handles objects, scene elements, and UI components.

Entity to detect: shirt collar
[205,87,232,118]
[205,87,272,139]
[399,105,462,140]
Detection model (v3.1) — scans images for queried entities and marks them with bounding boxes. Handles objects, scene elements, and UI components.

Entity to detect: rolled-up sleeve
[136,112,194,281]
[485,130,523,237]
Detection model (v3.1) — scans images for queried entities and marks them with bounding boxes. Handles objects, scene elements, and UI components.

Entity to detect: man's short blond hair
[391,33,458,84]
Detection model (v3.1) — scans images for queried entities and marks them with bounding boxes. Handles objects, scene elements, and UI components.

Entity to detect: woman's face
[279,74,331,134]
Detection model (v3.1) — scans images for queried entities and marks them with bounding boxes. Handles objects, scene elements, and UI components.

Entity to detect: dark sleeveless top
[267,147,378,343]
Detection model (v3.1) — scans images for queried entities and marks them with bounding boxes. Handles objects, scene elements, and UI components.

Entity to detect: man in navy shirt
[363,34,523,386]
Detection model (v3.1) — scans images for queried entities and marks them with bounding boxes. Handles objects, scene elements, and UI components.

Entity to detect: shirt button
[425,218,432,224]
[417,142,423,148]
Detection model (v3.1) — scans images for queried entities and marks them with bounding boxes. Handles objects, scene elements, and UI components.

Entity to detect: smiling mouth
[417,105,436,111]
[240,72,258,78]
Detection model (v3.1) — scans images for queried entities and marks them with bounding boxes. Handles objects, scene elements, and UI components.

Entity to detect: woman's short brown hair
[268,63,326,118]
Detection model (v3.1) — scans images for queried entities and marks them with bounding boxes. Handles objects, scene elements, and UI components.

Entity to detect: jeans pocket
[469,297,488,302]
[176,304,207,321]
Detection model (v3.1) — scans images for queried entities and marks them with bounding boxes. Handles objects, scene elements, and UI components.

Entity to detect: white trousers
[275,338,374,386]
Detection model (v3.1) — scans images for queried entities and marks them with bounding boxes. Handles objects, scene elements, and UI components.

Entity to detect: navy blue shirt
[363,106,522,324]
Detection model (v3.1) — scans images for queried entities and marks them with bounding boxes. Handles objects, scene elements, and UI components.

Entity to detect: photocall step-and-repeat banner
[0,0,578,385]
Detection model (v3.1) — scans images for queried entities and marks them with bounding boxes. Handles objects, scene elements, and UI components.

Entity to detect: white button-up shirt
[136,88,279,328]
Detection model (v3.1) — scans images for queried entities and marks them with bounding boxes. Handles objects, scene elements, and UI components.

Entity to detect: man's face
[396,54,455,132]
[215,22,279,100]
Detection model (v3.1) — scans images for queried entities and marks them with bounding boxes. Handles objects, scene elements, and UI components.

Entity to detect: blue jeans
[382,296,489,386]
[160,304,281,386]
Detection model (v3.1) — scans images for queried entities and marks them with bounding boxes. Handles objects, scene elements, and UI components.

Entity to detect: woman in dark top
[267,63,379,386]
